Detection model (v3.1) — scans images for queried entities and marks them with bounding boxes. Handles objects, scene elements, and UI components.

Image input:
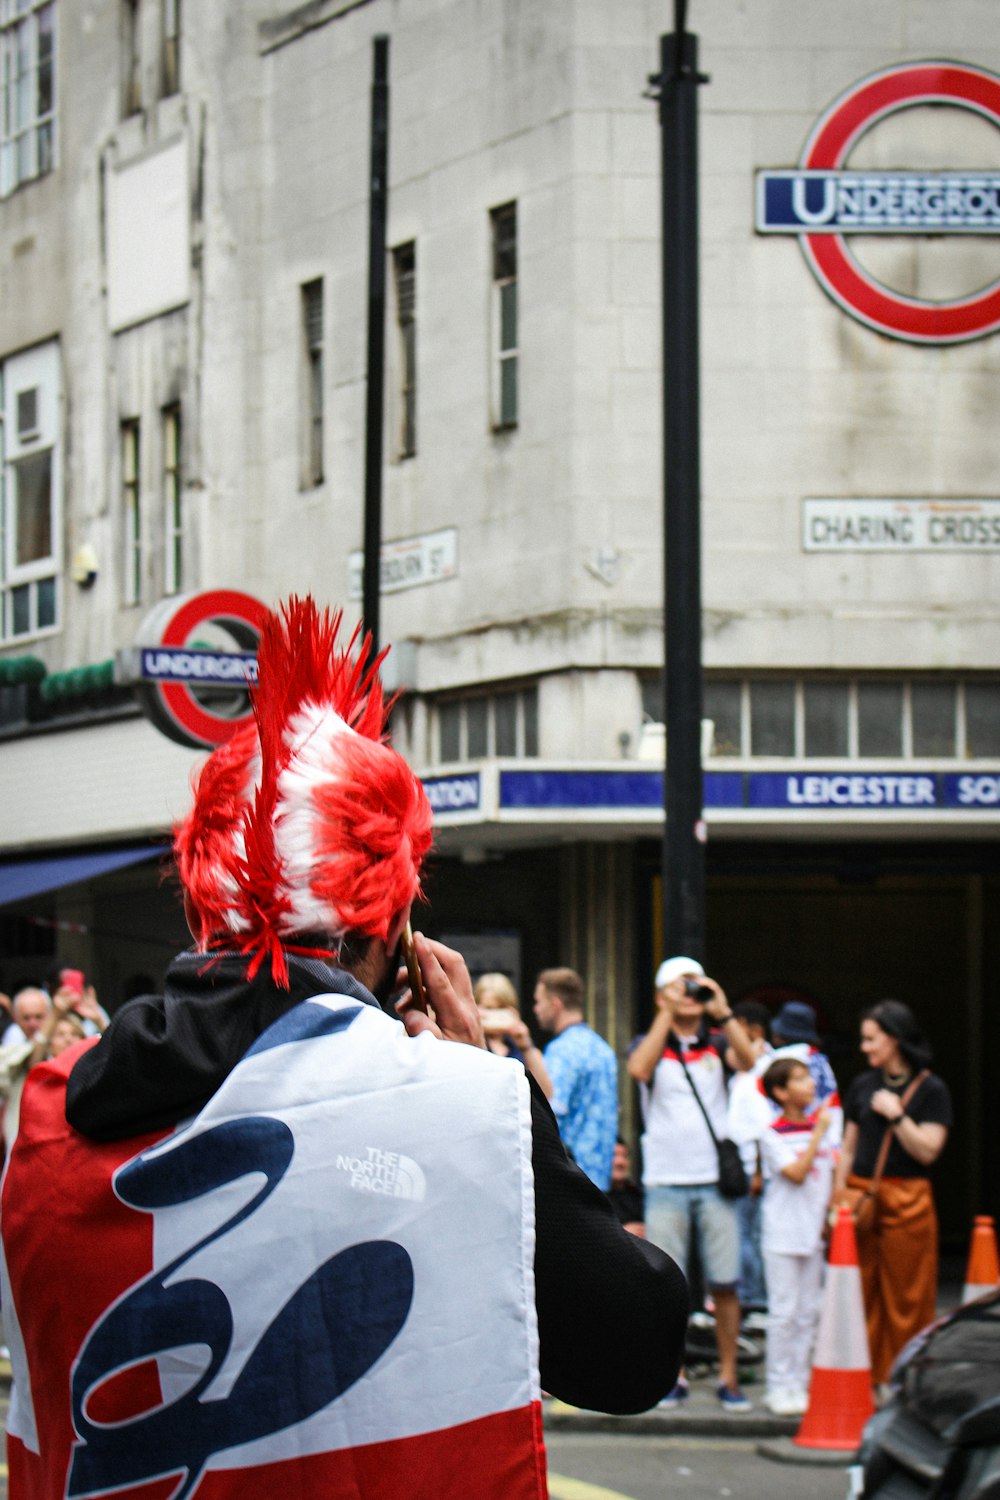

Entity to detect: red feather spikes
[175,596,433,989]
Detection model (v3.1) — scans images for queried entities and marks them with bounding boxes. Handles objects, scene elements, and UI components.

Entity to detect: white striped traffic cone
[794,1206,874,1452]
[962,1215,1000,1304]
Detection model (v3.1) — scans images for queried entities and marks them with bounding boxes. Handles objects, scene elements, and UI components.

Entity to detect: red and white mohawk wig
[174,596,433,988]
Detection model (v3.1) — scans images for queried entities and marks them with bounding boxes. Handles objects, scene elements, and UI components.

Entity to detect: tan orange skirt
[848,1172,938,1386]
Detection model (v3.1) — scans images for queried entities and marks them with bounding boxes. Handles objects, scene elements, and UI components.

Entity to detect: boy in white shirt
[759,1056,834,1416]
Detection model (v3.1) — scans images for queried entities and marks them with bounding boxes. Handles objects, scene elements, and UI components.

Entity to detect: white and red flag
[2,997,547,1499]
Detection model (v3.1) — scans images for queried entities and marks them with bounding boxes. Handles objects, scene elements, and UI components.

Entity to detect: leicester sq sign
[117,589,269,749]
[756,60,1000,344]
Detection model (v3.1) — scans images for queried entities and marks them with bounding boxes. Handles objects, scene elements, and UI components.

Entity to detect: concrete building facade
[1,0,998,1232]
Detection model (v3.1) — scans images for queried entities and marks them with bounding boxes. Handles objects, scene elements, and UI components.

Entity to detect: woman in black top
[834,1000,952,1387]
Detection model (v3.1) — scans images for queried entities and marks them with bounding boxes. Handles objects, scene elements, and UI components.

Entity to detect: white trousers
[763,1247,825,1394]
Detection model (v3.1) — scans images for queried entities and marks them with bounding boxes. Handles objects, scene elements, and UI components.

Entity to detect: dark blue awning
[0,846,164,908]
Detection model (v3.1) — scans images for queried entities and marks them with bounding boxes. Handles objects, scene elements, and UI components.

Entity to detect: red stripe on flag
[9,1403,548,1500]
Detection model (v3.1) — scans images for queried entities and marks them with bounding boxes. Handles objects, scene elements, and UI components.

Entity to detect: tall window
[122,419,141,604]
[122,0,141,116]
[393,242,416,458]
[1,341,60,639]
[302,279,324,486]
[491,202,518,429]
[0,0,55,197]
[161,0,179,96]
[162,404,182,593]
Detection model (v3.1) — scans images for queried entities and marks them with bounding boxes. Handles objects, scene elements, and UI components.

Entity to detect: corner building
[0,0,997,1241]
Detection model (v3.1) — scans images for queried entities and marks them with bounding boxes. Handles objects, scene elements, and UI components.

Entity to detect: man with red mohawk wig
[1,598,686,1500]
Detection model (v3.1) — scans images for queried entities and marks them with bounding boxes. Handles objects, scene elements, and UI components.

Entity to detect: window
[964,683,1000,758]
[857,681,903,758]
[122,419,141,604]
[803,681,849,757]
[491,202,517,429]
[302,279,324,486]
[162,404,182,593]
[0,0,55,196]
[910,682,954,758]
[393,242,416,458]
[750,681,795,757]
[704,681,742,756]
[436,687,538,761]
[161,0,179,97]
[122,0,141,116]
[1,341,60,639]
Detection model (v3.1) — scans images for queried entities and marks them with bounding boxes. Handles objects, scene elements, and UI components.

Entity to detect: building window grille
[436,686,538,762]
[1,341,59,640]
[122,419,141,604]
[161,0,179,96]
[491,202,518,430]
[0,0,56,197]
[162,404,182,594]
[302,279,324,486]
[393,242,416,459]
[689,675,997,764]
[122,0,141,116]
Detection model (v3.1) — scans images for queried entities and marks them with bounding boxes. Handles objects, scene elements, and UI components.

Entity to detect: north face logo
[336,1146,427,1201]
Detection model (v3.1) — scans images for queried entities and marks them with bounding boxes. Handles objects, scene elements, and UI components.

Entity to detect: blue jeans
[645,1183,741,1291]
[735,1192,767,1309]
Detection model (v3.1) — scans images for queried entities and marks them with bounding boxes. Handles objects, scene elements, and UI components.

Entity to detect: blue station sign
[757,171,1000,234]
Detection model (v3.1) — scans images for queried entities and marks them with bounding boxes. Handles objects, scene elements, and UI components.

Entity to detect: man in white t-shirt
[628,957,756,1411]
[759,1056,835,1416]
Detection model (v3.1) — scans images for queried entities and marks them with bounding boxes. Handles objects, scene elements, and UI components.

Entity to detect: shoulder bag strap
[671,1031,721,1147]
[869,1068,930,1189]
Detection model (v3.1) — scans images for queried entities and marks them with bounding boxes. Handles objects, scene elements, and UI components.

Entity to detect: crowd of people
[475,955,951,1415]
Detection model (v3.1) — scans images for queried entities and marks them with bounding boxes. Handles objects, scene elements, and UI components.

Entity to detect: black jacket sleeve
[529,1077,688,1413]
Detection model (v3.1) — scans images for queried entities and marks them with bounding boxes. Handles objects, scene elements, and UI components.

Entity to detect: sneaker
[788,1390,810,1415]
[658,1379,690,1408]
[742,1310,769,1333]
[765,1389,801,1416]
[717,1382,752,1412]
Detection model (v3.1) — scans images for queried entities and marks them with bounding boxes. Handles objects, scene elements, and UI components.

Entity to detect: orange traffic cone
[794,1206,874,1452]
[962,1215,1000,1304]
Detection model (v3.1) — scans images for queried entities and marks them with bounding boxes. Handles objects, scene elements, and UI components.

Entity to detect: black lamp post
[654,0,708,959]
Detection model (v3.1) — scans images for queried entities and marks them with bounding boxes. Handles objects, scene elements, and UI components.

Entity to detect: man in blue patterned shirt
[533,968,618,1190]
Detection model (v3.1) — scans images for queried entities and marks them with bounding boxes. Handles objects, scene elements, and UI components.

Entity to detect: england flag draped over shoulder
[1,998,547,1499]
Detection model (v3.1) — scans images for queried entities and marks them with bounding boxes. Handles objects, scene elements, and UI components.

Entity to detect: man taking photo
[628,955,755,1411]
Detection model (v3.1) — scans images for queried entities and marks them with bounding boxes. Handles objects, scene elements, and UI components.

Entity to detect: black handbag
[673,1036,749,1200]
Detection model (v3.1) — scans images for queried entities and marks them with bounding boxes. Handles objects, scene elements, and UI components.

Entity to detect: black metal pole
[362,34,390,654]
[657,3,707,960]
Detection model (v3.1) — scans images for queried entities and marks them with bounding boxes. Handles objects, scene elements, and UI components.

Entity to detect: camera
[683,978,714,1003]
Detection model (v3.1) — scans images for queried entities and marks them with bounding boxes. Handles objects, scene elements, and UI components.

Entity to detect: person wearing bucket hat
[770,998,842,1146]
[628,956,756,1411]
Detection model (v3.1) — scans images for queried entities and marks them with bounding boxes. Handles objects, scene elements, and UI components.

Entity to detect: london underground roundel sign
[756,61,1000,344]
[125,589,269,750]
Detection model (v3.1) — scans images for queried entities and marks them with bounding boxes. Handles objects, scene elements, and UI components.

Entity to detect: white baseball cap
[654,956,705,990]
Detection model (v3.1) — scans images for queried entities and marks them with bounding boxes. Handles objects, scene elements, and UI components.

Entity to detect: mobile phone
[401,922,427,1013]
[62,968,85,998]
[480,1007,519,1035]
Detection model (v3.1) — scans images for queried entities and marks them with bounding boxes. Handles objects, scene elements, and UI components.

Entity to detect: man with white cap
[628,956,756,1410]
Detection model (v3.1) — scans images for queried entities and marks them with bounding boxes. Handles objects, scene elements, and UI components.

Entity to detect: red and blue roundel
[759,61,1000,344]
[134,589,268,750]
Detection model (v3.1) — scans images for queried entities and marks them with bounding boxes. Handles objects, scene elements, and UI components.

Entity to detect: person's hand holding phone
[395,933,486,1051]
